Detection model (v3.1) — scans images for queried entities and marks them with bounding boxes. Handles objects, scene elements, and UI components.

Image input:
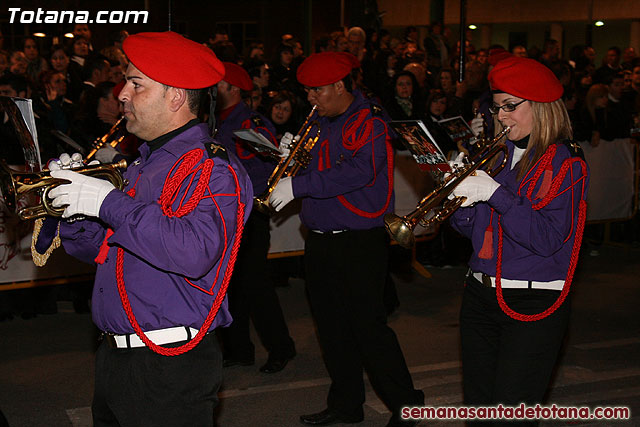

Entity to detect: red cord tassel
[478,225,494,259]
[535,165,553,199]
[94,229,114,264]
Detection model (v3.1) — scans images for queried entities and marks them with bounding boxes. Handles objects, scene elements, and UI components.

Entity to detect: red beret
[123,31,224,89]
[336,52,361,69]
[488,56,563,102]
[222,62,253,91]
[488,48,512,66]
[297,52,352,87]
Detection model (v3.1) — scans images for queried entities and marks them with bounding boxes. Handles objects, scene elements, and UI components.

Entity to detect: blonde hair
[494,99,572,180]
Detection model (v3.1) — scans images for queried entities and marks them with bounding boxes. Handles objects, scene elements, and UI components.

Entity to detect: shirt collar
[147,118,200,153]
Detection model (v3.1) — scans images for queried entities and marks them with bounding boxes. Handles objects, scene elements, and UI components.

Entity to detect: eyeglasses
[489,99,526,115]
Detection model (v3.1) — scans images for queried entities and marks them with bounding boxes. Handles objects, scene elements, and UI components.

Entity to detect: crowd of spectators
[2,23,639,164]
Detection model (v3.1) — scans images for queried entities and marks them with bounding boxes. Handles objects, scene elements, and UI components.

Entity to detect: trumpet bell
[384,213,416,249]
[0,159,128,221]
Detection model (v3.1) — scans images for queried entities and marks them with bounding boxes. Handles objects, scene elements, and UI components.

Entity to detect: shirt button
[99,288,103,293]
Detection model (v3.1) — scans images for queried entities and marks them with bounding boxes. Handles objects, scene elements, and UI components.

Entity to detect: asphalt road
[1,243,639,426]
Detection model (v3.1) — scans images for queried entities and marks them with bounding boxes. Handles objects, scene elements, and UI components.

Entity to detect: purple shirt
[216,102,278,195]
[292,91,395,231]
[60,124,253,334]
[450,140,589,282]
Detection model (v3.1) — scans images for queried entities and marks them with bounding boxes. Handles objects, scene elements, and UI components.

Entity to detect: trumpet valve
[293,150,312,169]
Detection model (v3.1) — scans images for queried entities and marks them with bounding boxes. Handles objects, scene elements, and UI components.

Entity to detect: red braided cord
[495,155,587,321]
[159,150,214,217]
[337,117,394,218]
[524,145,556,200]
[496,199,586,321]
[115,151,246,356]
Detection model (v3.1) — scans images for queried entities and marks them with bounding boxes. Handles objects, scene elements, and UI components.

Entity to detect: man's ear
[334,80,345,95]
[167,87,188,112]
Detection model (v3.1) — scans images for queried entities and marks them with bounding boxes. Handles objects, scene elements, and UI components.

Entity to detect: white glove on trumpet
[49,170,115,218]
[279,132,299,159]
[95,145,120,163]
[448,152,466,171]
[451,169,500,207]
[270,177,294,212]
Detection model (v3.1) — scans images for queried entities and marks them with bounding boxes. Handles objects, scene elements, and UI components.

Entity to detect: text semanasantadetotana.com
[402,403,631,421]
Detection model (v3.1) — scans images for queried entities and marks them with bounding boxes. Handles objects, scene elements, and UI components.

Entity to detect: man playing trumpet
[36,32,252,426]
[270,52,423,427]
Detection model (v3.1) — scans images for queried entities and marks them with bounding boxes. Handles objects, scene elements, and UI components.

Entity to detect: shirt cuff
[487,185,516,215]
[99,190,136,229]
[291,174,310,198]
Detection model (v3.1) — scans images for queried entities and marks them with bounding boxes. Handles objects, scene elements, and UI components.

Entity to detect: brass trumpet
[385,126,511,248]
[85,116,128,161]
[254,105,321,214]
[0,159,128,221]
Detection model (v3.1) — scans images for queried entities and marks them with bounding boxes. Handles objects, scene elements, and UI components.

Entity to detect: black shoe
[300,408,363,425]
[259,349,296,373]
[222,357,254,368]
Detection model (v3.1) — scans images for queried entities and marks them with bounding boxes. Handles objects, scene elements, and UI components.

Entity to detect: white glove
[443,152,466,181]
[448,152,466,170]
[49,169,115,218]
[95,145,119,163]
[451,169,500,207]
[279,132,299,159]
[470,113,484,138]
[270,176,294,212]
[48,152,84,170]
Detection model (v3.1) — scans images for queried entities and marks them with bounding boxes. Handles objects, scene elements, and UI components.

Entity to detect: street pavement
[1,243,639,426]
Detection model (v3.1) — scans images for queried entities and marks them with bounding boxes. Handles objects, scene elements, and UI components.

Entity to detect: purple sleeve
[449,206,476,239]
[293,117,388,198]
[99,163,239,279]
[59,218,107,264]
[488,159,584,257]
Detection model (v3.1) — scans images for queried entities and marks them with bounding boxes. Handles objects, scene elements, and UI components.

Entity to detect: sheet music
[389,120,451,172]
[233,128,282,156]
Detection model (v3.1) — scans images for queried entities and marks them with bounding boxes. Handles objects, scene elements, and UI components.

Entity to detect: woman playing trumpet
[449,56,589,414]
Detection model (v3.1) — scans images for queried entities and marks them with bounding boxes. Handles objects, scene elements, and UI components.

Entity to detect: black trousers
[305,228,424,419]
[460,276,570,425]
[92,333,222,427]
[221,211,294,360]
